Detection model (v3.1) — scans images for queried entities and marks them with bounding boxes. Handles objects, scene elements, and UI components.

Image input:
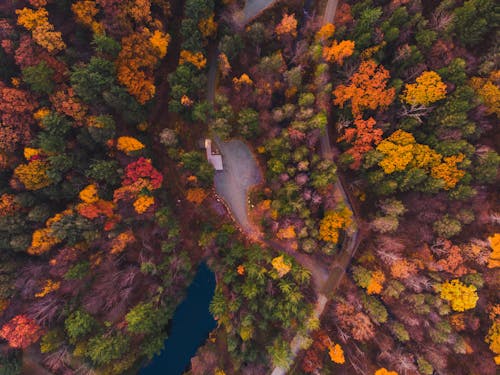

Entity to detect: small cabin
[203,139,223,171]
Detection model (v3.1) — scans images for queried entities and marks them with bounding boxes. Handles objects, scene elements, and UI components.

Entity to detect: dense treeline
[0,1,194,373]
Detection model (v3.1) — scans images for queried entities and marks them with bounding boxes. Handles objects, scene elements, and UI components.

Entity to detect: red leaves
[0,85,37,152]
[0,315,42,348]
[338,117,383,169]
[123,157,163,189]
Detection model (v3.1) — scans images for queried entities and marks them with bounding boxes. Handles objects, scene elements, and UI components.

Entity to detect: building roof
[205,139,223,170]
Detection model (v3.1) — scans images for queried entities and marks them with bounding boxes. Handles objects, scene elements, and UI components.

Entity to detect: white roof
[205,139,223,170]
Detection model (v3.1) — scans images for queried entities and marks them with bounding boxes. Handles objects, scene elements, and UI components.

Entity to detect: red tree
[338,116,383,169]
[123,157,163,189]
[0,84,38,152]
[0,315,42,348]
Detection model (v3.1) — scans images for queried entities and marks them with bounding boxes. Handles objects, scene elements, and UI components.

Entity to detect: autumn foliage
[275,13,298,38]
[35,279,60,298]
[72,0,102,33]
[16,7,66,52]
[470,70,500,117]
[402,71,447,106]
[271,255,292,277]
[186,188,208,205]
[179,50,207,70]
[116,28,170,103]
[79,184,99,203]
[376,130,466,189]
[375,369,398,375]
[319,207,353,244]
[0,315,42,348]
[14,159,52,190]
[198,13,217,38]
[440,279,478,312]
[488,233,500,268]
[338,116,383,169]
[0,86,37,152]
[315,23,335,43]
[117,136,145,154]
[0,194,19,216]
[333,60,395,116]
[122,157,163,190]
[110,230,135,254]
[133,195,155,214]
[50,86,87,123]
[323,40,355,66]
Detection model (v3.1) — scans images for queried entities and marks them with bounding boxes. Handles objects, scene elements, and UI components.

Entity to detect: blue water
[140,263,217,375]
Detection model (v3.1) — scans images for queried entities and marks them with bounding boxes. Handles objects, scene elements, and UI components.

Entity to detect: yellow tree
[198,13,217,38]
[232,73,253,90]
[79,184,99,203]
[402,71,447,106]
[487,233,500,268]
[277,226,296,240]
[470,70,500,117]
[71,0,102,33]
[117,136,145,154]
[35,279,60,298]
[319,207,352,244]
[179,50,206,69]
[133,195,154,214]
[14,160,52,190]
[271,255,292,277]
[149,30,169,58]
[328,342,345,364]
[16,7,66,52]
[315,23,335,43]
[439,279,478,312]
[366,270,385,294]
[486,305,500,365]
[28,228,60,255]
[186,188,208,205]
[376,130,420,174]
[430,154,466,190]
[375,369,398,375]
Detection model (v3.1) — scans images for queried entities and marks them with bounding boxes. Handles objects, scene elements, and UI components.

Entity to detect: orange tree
[116,28,170,104]
[338,116,383,169]
[0,315,42,348]
[16,7,66,53]
[333,59,395,117]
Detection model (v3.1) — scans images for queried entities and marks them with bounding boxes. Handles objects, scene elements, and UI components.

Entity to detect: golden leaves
[402,71,447,106]
[117,136,145,154]
[440,279,478,312]
[271,255,292,277]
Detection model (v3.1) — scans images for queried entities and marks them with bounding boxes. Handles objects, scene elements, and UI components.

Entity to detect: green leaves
[65,310,96,344]
[125,302,169,335]
[22,61,54,95]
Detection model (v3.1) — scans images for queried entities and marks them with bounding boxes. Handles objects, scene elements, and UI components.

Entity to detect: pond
[140,263,216,375]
